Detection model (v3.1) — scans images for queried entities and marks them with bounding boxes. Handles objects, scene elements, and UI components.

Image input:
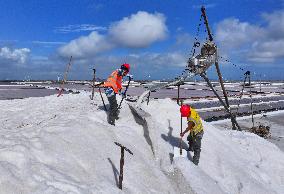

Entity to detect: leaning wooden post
[91,68,96,100]
[214,50,237,130]
[114,142,133,190]
[201,6,237,130]
[99,87,107,111]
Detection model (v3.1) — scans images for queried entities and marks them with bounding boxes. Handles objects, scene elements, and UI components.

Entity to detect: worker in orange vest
[103,64,130,125]
[180,104,204,165]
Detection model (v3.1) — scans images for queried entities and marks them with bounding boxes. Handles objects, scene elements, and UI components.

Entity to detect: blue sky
[0,0,283,81]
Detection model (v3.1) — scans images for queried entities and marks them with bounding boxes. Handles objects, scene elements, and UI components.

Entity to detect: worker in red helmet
[180,104,204,165]
[103,63,130,125]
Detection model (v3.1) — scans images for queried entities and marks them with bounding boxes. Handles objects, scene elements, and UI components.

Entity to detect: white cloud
[0,47,30,64]
[109,11,167,48]
[215,10,284,63]
[58,31,114,58]
[262,10,284,39]
[147,52,185,67]
[174,33,194,49]
[58,11,168,58]
[54,24,107,33]
[248,40,284,62]
[215,18,264,49]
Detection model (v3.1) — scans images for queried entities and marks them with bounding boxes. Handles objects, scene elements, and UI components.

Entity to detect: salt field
[1,80,284,151]
[1,80,284,123]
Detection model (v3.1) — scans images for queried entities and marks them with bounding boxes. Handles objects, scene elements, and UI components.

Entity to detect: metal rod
[118,76,131,109]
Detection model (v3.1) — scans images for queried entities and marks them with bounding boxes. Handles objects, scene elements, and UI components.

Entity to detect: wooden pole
[99,88,107,111]
[91,68,96,100]
[118,147,124,189]
[248,73,255,127]
[200,6,237,130]
[201,6,213,42]
[214,50,237,130]
[177,84,180,105]
[114,142,133,190]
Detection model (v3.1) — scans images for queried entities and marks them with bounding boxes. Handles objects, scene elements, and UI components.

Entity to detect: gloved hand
[126,74,133,79]
[180,132,184,137]
[118,90,126,98]
[104,87,115,97]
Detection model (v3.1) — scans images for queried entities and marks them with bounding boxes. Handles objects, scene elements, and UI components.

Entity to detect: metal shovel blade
[173,147,187,158]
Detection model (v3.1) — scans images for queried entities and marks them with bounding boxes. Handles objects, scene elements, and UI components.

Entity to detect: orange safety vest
[103,70,122,94]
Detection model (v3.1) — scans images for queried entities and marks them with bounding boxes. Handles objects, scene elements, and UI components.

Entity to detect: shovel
[173,100,187,158]
[173,117,187,158]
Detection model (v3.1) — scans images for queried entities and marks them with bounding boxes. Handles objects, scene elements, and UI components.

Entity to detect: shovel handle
[179,137,182,155]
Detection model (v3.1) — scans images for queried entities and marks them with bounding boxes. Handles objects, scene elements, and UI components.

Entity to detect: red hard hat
[180,105,191,117]
[121,63,130,72]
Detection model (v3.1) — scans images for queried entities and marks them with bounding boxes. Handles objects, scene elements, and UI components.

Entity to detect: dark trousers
[107,94,118,125]
[187,131,204,165]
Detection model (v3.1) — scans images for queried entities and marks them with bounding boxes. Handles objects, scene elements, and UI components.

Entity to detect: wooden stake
[114,142,133,190]
[91,68,96,100]
[177,84,180,105]
[248,73,255,127]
